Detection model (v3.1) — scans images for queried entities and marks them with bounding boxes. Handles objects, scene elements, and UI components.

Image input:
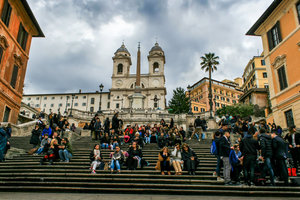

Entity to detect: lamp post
[69,94,75,117]
[187,85,192,115]
[98,84,104,113]
[154,95,158,109]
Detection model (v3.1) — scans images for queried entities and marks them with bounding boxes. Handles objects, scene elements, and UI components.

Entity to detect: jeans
[101,143,109,149]
[36,147,44,155]
[243,155,256,184]
[262,157,275,185]
[144,137,150,144]
[59,149,72,161]
[222,157,231,183]
[112,143,119,149]
[276,159,289,185]
[111,160,121,170]
[215,155,222,177]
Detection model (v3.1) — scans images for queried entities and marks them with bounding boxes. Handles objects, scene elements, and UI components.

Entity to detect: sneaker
[212,172,217,177]
[91,170,96,174]
[188,138,191,140]
[198,139,201,142]
[217,177,224,182]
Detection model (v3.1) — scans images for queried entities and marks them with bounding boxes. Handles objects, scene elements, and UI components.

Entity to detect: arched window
[153,62,159,73]
[117,64,123,74]
[142,83,145,88]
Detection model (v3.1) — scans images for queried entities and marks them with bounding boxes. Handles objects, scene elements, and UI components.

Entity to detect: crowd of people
[212,115,299,186]
[29,113,73,165]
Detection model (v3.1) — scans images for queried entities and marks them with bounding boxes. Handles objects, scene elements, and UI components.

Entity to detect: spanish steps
[0,136,299,197]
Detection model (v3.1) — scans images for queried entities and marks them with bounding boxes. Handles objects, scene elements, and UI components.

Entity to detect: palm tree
[200,53,219,119]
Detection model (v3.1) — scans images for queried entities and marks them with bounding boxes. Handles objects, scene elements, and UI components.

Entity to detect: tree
[200,53,219,119]
[215,104,265,118]
[168,87,190,114]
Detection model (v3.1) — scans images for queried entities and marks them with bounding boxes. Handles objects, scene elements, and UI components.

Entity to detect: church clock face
[115,80,123,87]
[152,79,159,87]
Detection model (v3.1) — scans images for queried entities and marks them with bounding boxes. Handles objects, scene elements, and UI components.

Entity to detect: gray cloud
[25,0,273,101]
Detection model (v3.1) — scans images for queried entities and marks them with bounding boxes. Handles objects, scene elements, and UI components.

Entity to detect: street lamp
[69,94,75,117]
[98,84,104,113]
[154,95,158,109]
[187,85,193,115]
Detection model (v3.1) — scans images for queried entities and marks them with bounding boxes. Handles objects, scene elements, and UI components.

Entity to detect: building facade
[247,0,300,128]
[22,42,167,114]
[189,77,243,114]
[239,55,269,108]
[0,0,44,123]
[110,42,166,110]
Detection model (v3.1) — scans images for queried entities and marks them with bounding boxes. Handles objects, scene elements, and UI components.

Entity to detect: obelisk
[131,42,144,109]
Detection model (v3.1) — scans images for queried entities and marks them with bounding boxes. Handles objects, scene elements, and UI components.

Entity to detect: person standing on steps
[104,117,110,134]
[219,131,232,185]
[112,112,120,133]
[284,125,300,174]
[212,131,223,182]
[94,118,102,141]
[189,116,202,142]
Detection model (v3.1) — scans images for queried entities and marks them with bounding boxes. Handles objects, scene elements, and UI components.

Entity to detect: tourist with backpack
[212,131,223,182]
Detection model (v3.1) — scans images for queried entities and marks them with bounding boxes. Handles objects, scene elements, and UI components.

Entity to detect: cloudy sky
[25,0,273,102]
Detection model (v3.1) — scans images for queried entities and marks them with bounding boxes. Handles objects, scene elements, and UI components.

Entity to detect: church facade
[110,42,167,110]
[22,42,167,115]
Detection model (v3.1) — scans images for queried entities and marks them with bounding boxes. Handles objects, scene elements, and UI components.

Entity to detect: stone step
[0,185,298,197]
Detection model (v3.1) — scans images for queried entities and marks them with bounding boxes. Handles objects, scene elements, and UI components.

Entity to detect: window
[297,2,300,23]
[261,60,266,66]
[0,46,3,64]
[44,104,46,107]
[108,94,110,99]
[36,97,39,100]
[253,74,256,80]
[263,72,267,78]
[214,89,216,93]
[51,97,55,100]
[59,103,62,107]
[67,103,70,107]
[107,102,110,109]
[278,66,288,90]
[194,106,198,111]
[201,108,205,113]
[252,62,255,69]
[153,62,159,73]
[35,104,39,108]
[10,65,18,89]
[117,64,123,74]
[267,21,282,51]
[1,0,12,27]
[83,96,86,99]
[74,103,78,107]
[75,96,78,99]
[82,103,86,106]
[44,97,47,100]
[91,98,95,104]
[226,98,230,102]
[116,103,120,109]
[50,104,54,107]
[232,100,236,104]
[90,107,94,112]
[154,102,158,108]
[17,23,28,51]
[285,109,294,128]
[264,85,269,89]
[3,106,10,122]
[27,97,31,100]
[60,96,63,99]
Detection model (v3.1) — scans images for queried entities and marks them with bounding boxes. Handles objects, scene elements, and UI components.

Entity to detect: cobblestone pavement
[0,193,298,200]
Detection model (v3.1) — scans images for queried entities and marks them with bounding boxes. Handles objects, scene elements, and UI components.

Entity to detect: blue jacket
[42,127,52,137]
[229,150,240,170]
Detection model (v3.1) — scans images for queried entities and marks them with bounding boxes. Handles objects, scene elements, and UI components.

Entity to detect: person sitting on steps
[110,145,125,174]
[155,147,171,175]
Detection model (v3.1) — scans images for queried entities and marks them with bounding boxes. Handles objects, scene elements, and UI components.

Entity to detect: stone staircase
[0,137,300,197]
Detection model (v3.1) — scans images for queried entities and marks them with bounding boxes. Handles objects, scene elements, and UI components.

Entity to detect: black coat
[259,133,273,158]
[112,115,119,130]
[127,147,143,159]
[273,136,288,160]
[240,135,260,157]
[30,129,41,145]
[219,136,231,157]
[284,133,300,146]
[181,148,198,162]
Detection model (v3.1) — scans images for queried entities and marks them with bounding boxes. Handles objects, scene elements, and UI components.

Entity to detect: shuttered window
[10,65,18,89]
[267,21,282,51]
[1,0,12,27]
[278,66,288,91]
[17,23,28,51]
[0,46,3,64]
[285,109,294,128]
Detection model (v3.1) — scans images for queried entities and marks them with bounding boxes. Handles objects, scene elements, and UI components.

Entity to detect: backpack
[210,140,218,155]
